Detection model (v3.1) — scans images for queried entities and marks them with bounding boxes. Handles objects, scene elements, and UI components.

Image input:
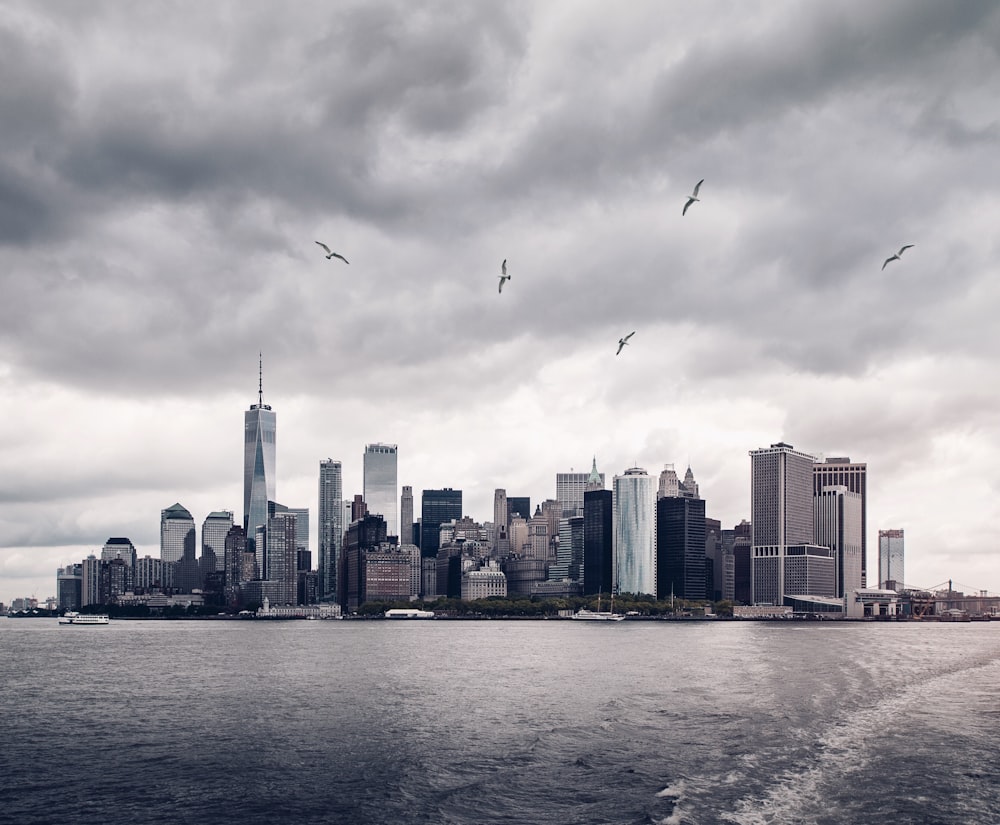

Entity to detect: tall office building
[583,487,613,596]
[507,496,531,521]
[656,495,707,601]
[814,457,868,586]
[287,507,309,554]
[613,467,657,597]
[557,462,604,517]
[202,511,233,573]
[318,458,343,602]
[749,442,825,604]
[814,486,863,597]
[364,443,398,539]
[266,511,299,605]
[549,516,584,581]
[878,529,905,590]
[244,361,276,562]
[400,485,414,546]
[493,488,509,556]
[420,489,462,558]
[161,503,195,563]
[101,537,137,567]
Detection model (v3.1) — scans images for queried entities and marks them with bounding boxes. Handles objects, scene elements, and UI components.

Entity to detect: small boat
[572,593,624,622]
[59,611,110,625]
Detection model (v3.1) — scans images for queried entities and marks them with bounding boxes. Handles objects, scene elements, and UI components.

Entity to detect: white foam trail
[656,779,686,799]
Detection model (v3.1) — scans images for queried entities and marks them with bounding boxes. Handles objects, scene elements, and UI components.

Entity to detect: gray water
[1,618,998,825]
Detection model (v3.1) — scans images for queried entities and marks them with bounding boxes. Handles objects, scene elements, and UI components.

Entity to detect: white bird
[881,244,914,271]
[682,179,704,216]
[315,241,349,264]
[616,331,635,355]
[498,258,510,293]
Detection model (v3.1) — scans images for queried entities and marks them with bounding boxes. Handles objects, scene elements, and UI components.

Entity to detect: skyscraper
[556,463,603,518]
[492,488,509,555]
[364,443,398,539]
[400,485,414,546]
[101,537,137,567]
[244,360,276,563]
[161,503,195,563]
[266,510,298,605]
[613,467,657,597]
[814,486,863,597]
[750,442,832,604]
[656,495,707,601]
[878,529,905,590]
[813,457,867,586]
[583,459,612,596]
[420,489,462,558]
[202,511,233,573]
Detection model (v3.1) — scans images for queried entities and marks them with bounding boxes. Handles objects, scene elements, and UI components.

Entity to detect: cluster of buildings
[48,386,941,619]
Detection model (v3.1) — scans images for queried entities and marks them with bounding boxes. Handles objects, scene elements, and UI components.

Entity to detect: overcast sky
[2,0,999,605]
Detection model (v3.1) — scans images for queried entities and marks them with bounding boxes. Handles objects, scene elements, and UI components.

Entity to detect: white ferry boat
[59,611,110,625]
[384,608,435,619]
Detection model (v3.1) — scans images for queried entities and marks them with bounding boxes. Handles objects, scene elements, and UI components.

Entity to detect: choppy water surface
[1,618,998,825]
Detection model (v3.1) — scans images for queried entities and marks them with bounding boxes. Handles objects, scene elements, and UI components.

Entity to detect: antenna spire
[258,353,263,406]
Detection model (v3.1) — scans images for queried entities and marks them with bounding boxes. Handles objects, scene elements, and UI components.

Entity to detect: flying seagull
[616,331,635,355]
[682,179,704,216]
[498,259,510,293]
[315,241,349,264]
[881,244,914,271]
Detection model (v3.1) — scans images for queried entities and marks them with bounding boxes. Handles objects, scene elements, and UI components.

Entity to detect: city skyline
[3,3,1000,604]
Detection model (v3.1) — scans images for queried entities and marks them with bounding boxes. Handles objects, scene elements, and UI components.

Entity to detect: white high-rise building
[557,465,603,518]
[364,443,398,539]
[814,457,868,586]
[878,529,905,590]
[318,459,343,602]
[613,467,657,597]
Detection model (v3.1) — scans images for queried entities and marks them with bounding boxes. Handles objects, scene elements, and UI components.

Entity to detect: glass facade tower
[318,459,343,602]
[244,392,276,565]
[613,467,657,597]
[878,528,905,589]
[364,443,398,540]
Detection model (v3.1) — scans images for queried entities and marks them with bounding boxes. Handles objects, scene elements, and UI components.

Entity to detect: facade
[364,443,398,539]
[583,488,613,596]
[420,488,462,558]
[81,555,101,607]
[814,457,867,586]
[135,555,170,593]
[814,485,863,597]
[318,459,343,603]
[507,496,531,521]
[656,495,707,601]
[462,560,507,600]
[878,529,905,590]
[493,488,509,556]
[57,564,82,611]
[549,516,584,582]
[266,511,298,605]
[244,375,276,563]
[287,507,309,554]
[201,512,233,574]
[732,520,752,603]
[657,465,699,499]
[613,467,657,597]
[749,443,816,604]
[363,544,416,603]
[161,503,195,564]
[101,537,137,567]
[556,464,604,517]
[400,485,414,546]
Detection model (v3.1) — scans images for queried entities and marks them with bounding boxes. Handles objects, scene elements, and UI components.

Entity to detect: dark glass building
[420,489,463,558]
[507,496,531,521]
[656,496,706,601]
[583,489,613,596]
